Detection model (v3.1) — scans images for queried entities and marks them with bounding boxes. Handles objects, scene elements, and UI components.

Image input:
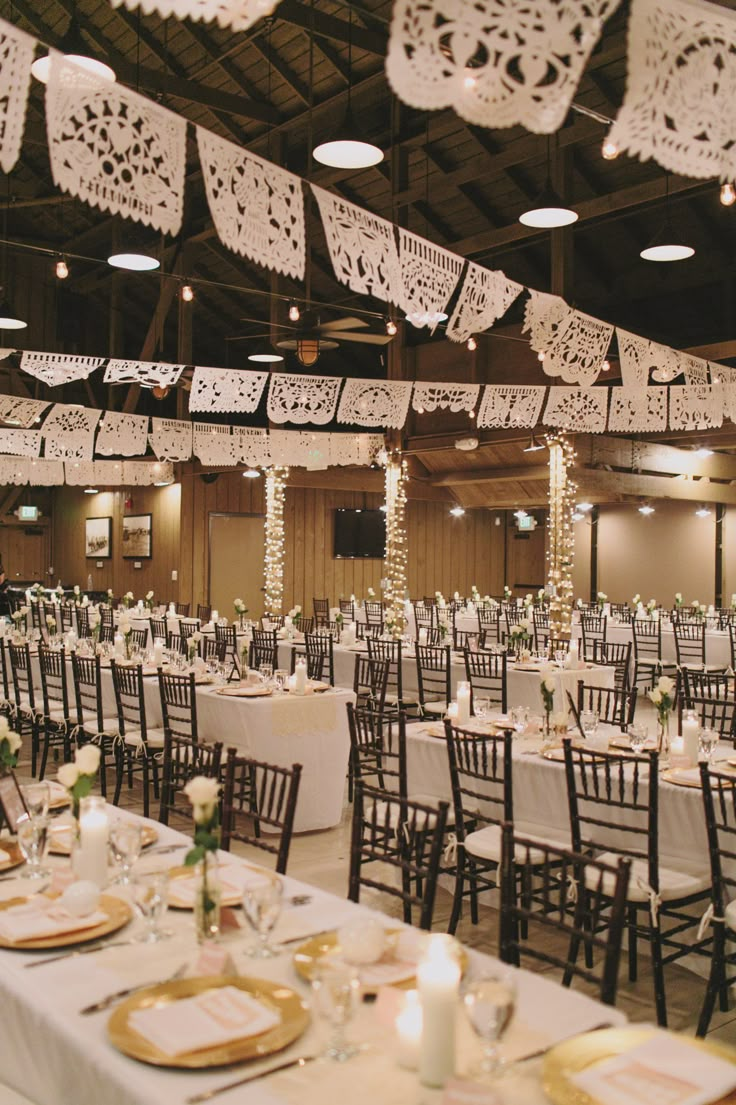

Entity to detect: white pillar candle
[212,610,219,624]
[457,681,471,725]
[75,796,109,889]
[670,735,685,760]
[348,621,356,647]
[168,603,176,616]
[294,658,307,694]
[395,990,423,1070]
[66,630,77,651]
[153,639,164,666]
[137,600,144,612]
[567,640,579,669]
[114,633,124,659]
[418,628,428,646]
[681,713,700,765]
[418,934,460,1087]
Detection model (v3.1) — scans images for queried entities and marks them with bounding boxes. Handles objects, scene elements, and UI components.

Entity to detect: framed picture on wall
[85,516,112,559]
[122,513,152,559]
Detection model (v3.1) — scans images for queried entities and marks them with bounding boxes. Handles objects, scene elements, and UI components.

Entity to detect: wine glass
[628,722,649,755]
[131,871,171,943]
[241,876,283,957]
[462,967,516,1079]
[510,705,529,733]
[474,697,490,723]
[259,663,273,686]
[109,821,143,885]
[699,727,719,764]
[273,669,288,694]
[311,958,361,1062]
[17,816,50,879]
[580,709,599,740]
[22,782,50,822]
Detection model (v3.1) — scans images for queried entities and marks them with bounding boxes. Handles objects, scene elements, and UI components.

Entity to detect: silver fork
[79,962,188,1014]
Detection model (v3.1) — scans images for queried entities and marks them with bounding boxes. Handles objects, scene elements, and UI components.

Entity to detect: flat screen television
[333,508,386,559]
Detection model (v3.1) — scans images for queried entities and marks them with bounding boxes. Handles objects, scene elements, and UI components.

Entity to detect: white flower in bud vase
[675,593,683,606]
[75,744,101,776]
[576,598,583,609]
[367,587,375,599]
[20,606,29,617]
[107,588,113,599]
[184,775,220,823]
[632,594,641,606]
[543,676,557,694]
[46,615,56,629]
[81,595,89,607]
[74,585,80,596]
[146,591,154,601]
[0,717,21,768]
[649,689,662,705]
[658,676,674,695]
[57,762,80,789]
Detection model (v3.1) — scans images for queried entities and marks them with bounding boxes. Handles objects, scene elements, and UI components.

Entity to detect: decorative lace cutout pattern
[189,366,267,413]
[311,185,402,304]
[197,128,305,281]
[446,263,523,343]
[124,460,174,485]
[42,404,102,460]
[109,0,283,32]
[398,229,463,331]
[543,387,608,433]
[337,379,413,429]
[608,0,736,182]
[193,423,238,466]
[266,373,341,425]
[104,359,185,389]
[682,356,710,386]
[65,460,117,487]
[270,430,330,470]
[617,329,691,386]
[669,385,723,431]
[477,385,546,429]
[0,429,41,457]
[236,427,271,467]
[386,0,620,134]
[0,457,63,485]
[0,19,34,173]
[0,394,50,429]
[412,382,479,413]
[149,418,193,462]
[95,412,149,457]
[329,433,384,467]
[542,310,614,387]
[19,351,104,387]
[607,388,668,433]
[523,290,569,353]
[46,54,186,235]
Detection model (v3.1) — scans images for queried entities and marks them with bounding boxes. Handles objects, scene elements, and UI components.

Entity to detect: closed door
[208,513,265,619]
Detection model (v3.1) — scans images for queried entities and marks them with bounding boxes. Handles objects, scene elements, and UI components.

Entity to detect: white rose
[295,605,301,614]
[146,591,154,600]
[74,585,80,595]
[675,593,682,601]
[192,631,202,643]
[6,730,21,754]
[649,689,662,705]
[58,762,80,788]
[658,676,674,695]
[520,618,531,631]
[633,594,640,604]
[543,676,557,694]
[510,624,522,636]
[20,606,29,617]
[75,744,101,775]
[184,776,219,820]
[235,598,244,607]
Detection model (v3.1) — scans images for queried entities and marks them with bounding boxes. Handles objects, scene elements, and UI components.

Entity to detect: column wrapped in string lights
[546,434,577,639]
[384,453,409,637]
[264,466,289,617]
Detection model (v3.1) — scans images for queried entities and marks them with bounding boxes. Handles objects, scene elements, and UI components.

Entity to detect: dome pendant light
[31,17,115,84]
[640,174,694,262]
[107,251,160,271]
[519,136,578,228]
[0,288,26,330]
[312,11,382,170]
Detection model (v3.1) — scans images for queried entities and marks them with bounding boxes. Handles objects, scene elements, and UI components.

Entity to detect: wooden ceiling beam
[577,468,736,505]
[275,1,387,55]
[433,464,550,486]
[578,436,736,480]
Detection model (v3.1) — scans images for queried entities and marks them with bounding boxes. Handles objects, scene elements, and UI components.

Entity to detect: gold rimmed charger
[0,842,24,872]
[662,768,703,789]
[215,685,273,698]
[543,1026,736,1105]
[48,822,158,857]
[167,866,247,909]
[0,893,133,950]
[108,975,310,1069]
[293,930,467,991]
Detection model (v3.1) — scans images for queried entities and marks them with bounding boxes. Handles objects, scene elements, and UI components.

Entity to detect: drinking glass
[22,782,50,822]
[17,816,50,879]
[109,821,143,885]
[554,649,566,666]
[131,871,171,943]
[259,663,273,686]
[510,705,529,733]
[699,727,719,764]
[628,722,649,755]
[462,967,516,1079]
[241,876,283,958]
[311,958,361,1062]
[274,669,288,694]
[474,697,490,722]
[580,709,599,740]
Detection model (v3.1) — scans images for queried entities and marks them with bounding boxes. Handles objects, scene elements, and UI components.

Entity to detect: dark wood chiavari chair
[196,603,212,623]
[150,616,167,641]
[249,628,278,672]
[339,599,356,622]
[60,602,75,632]
[159,733,222,826]
[696,764,736,1034]
[110,660,165,817]
[464,648,507,714]
[215,623,241,678]
[220,748,302,874]
[571,682,637,731]
[304,631,334,684]
[592,639,633,692]
[610,602,631,621]
[352,657,390,714]
[76,606,91,639]
[166,630,188,656]
[130,627,149,652]
[37,643,73,781]
[532,609,549,651]
[499,823,631,1006]
[71,652,119,798]
[632,617,677,693]
[312,597,330,627]
[364,601,384,627]
[8,641,39,775]
[413,602,434,634]
[416,644,451,716]
[580,614,607,662]
[356,621,384,641]
[180,618,201,639]
[453,628,478,652]
[366,637,415,713]
[477,606,502,645]
[673,620,707,670]
[201,636,226,666]
[683,669,734,700]
[174,602,190,616]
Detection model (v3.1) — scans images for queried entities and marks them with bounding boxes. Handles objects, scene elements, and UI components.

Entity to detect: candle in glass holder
[418,628,428,647]
[418,934,460,1087]
[153,639,164,666]
[396,990,422,1069]
[75,796,109,888]
[211,610,219,624]
[114,633,124,659]
[457,681,471,725]
[681,712,700,765]
[294,658,307,694]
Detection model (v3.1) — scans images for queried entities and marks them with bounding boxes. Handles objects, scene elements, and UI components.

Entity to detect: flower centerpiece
[122,591,134,609]
[183,776,221,942]
[503,585,512,602]
[73,584,81,605]
[56,583,64,600]
[471,585,480,605]
[437,609,450,642]
[88,608,100,646]
[288,604,302,626]
[646,598,657,617]
[57,744,101,820]
[118,613,133,659]
[106,588,114,605]
[597,590,607,612]
[11,606,29,636]
[367,587,376,600]
[632,593,641,609]
[145,590,154,611]
[523,593,533,611]
[233,598,247,623]
[540,672,556,737]
[648,675,675,757]
[508,618,531,654]
[691,600,705,621]
[535,589,545,606]
[45,614,57,639]
[335,610,344,630]
[187,631,202,662]
[384,607,400,640]
[0,717,21,772]
[674,592,683,609]
[576,598,583,610]
[435,591,446,609]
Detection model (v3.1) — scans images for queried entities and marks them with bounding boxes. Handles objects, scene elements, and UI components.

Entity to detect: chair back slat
[38,643,70,719]
[416,644,451,713]
[159,671,198,743]
[159,733,221,825]
[464,649,507,713]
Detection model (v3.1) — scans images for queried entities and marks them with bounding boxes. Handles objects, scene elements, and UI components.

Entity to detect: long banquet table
[0,808,626,1105]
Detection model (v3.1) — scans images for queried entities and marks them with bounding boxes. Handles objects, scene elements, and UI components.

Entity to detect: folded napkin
[0,898,107,943]
[169,865,266,908]
[356,929,424,988]
[48,781,69,802]
[571,1033,736,1105]
[0,847,10,863]
[129,985,281,1057]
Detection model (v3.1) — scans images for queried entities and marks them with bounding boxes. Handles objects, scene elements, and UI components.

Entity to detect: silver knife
[186,1055,318,1104]
[24,938,136,968]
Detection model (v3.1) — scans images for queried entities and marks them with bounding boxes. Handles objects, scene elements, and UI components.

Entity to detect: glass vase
[657,712,670,762]
[194,855,221,943]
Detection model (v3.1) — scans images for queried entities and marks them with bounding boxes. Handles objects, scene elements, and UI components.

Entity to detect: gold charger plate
[216,685,273,698]
[167,866,245,909]
[543,1026,736,1105]
[108,974,310,1069]
[48,788,70,811]
[0,841,24,872]
[662,768,702,789]
[0,893,133,950]
[48,822,158,857]
[293,930,468,991]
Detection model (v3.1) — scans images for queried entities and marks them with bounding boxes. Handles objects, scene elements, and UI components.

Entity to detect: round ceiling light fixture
[107,252,160,272]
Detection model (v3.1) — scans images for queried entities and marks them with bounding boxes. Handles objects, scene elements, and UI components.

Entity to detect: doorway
[208,513,265,619]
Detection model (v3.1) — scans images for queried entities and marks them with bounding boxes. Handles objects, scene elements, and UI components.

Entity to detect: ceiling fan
[233,312,393,367]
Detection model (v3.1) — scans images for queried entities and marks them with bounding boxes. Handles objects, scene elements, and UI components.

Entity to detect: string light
[288,302,300,322]
[181,283,194,302]
[383,454,409,638]
[264,466,289,615]
[467,336,477,351]
[386,318,397,336]
[537,351,545,362]
[545,434,577,640]
[601,138,620,160]
[55,258,69,280]
[720,183,736,207]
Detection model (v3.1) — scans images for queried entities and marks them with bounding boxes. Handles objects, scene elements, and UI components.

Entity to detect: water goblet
[311,958,361,1062]
[580,709,599,740]
[22,782,50,822]
[554,649,566,667]
[131,871,171,943]
[510,705,529,733]
[259,663,273,686]
[699,727,719,764]
[462,967,516,1079]
[109,821,143,885]
[241,875,283,957]
[628,722,649,755]
[474,697,490,723]
[17,816,50,879]
[274,669,288,694]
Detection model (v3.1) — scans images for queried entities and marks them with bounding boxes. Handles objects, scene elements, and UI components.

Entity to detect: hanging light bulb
[601,358,610,371]
[55,257,69,280]
[638,503,655,515]
[450,505,466,517]
[467,335,477,351]
[601,138,620,161]
[288,302,300,323]
[537,351,546,362]
[386,317,397,336]
[181,283,194,302]
[720,182,736,207]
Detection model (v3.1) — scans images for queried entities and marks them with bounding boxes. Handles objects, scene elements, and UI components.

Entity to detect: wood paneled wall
[52,484,181,599]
